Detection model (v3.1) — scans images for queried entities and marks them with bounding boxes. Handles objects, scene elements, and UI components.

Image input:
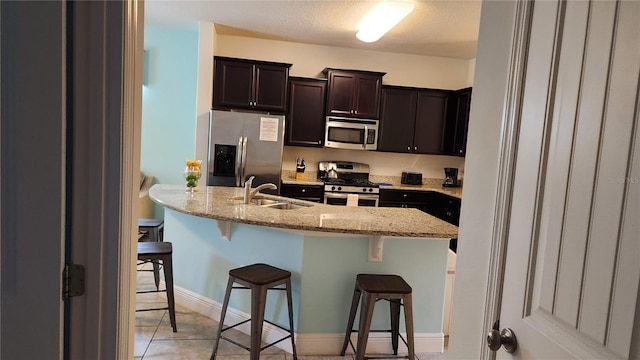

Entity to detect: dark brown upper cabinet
[213,56,292,113]
[285,77,327,147]
[444,87,472,156]
[323,68,385,119]
[378,85,450,155]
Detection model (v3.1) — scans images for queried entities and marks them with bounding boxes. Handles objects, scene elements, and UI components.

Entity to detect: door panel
[499,0,639,358]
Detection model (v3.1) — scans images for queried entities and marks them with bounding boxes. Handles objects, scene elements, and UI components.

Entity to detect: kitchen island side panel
[164,209,448,335]
[163,209,305,328]
[298,235,448,334]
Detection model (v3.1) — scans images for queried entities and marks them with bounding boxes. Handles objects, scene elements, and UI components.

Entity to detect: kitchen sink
[260,202,309,210]
[249,198,281,206]
[228,196,311,210]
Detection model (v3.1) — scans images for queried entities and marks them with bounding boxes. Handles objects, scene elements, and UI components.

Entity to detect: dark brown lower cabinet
[380,189,461,252]
[281,184,324,203]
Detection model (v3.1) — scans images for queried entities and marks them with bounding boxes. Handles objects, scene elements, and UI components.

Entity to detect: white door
[499,0,639,358]
[450,0,639,358]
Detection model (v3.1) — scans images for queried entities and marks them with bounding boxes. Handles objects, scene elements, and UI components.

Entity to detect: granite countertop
[280,171,463,199]
[149,184,458,239]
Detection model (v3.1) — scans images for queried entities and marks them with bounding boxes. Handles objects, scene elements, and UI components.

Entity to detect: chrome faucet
[243,176,277,204]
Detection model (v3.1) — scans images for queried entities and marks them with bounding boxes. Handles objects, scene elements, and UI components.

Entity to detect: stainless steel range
[317,161,379,206]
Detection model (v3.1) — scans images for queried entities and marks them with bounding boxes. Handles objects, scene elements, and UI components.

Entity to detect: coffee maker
[443,167,460,187]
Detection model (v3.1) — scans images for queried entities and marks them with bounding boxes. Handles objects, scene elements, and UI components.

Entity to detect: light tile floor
[134,265,447,360]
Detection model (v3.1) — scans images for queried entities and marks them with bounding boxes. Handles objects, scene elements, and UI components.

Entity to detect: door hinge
[63,264,86,299]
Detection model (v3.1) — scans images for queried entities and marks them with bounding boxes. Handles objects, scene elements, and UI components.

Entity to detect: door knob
[487,321,517,353]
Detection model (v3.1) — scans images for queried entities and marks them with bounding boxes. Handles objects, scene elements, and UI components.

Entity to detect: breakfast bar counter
[149,184,458,238]
[149,184,455,354]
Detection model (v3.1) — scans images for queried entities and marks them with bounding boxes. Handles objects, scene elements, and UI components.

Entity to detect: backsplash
[282,146,465,180]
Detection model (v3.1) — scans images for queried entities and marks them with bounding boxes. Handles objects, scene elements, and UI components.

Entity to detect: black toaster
[401,172,422,185]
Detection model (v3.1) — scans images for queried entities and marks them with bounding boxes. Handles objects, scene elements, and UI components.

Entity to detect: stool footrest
[219,331,292,353]
[219,318,293,349]
[136,306,169,312]
[136,289,167,294]
[219,318,251,333]
[344,331,410,357]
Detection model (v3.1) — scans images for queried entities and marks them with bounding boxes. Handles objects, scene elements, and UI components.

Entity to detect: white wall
[216,35,472,89]
[198,34,474,179]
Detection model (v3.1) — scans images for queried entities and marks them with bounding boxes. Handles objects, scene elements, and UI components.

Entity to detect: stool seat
[138,241,172,255]
[341,274,415,360]
[211,263,297,360]
[138,218,164,228]
[357,274,412,294]
[137,241,177,332]
[230,263,292,285]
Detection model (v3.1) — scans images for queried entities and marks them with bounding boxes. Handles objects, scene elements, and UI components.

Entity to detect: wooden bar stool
[138,218,164,290]
[340,274,415,360]
[136,241,177,332]
[210,263,297,360]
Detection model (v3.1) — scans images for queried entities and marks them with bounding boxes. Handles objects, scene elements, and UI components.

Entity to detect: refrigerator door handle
[241,136,248,183]
[236,136,243,186]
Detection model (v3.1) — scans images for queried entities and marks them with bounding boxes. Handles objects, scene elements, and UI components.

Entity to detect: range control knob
[331,186,336,191]
[369,188,373,192]
[338,187,342,191]
[362,188,367,192]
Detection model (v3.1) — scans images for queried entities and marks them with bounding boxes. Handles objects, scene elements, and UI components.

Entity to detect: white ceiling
[144,0,482,59]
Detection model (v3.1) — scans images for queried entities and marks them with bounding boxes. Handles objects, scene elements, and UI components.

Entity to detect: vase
[184,160,202,192]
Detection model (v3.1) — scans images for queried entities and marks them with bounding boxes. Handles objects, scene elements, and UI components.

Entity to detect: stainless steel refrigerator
[207,110,284,194]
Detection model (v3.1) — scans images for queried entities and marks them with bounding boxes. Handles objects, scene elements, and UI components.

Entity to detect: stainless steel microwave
[324,116,378,151]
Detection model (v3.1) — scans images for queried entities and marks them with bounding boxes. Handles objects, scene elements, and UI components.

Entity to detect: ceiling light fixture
[356,1,415,43]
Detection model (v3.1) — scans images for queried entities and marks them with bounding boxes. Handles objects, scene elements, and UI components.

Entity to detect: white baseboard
[169,283,445,355]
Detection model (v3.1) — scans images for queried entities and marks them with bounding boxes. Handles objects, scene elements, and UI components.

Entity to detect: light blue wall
[141,26,199,218]
[164,209,448,334]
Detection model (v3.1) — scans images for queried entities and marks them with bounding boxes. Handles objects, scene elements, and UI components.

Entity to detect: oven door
[323,193,379,207]
[324,117,378,151]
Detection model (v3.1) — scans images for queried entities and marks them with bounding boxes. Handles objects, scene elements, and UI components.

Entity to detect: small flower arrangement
[184,159,202,192]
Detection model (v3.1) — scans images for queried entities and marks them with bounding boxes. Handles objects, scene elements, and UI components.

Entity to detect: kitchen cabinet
[285,77,327,147]
[380,189,460,252]
[444,87,472,156]
[323,68,385,119]
[213,56,292,113]
[380,189,461,226]
[378,86,450,154]
[281,184,324,203]
[431,193,461,226]
[379,189,435,213]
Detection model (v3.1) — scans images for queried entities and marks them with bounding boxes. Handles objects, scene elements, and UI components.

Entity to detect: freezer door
[207,110,245,186]
[240,113,284,194]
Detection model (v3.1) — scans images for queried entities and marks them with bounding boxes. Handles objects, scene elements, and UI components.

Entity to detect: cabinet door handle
[403,194,408,198]
[302,189,306,193]
[407,146,411,151]
[414,146,418,151]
